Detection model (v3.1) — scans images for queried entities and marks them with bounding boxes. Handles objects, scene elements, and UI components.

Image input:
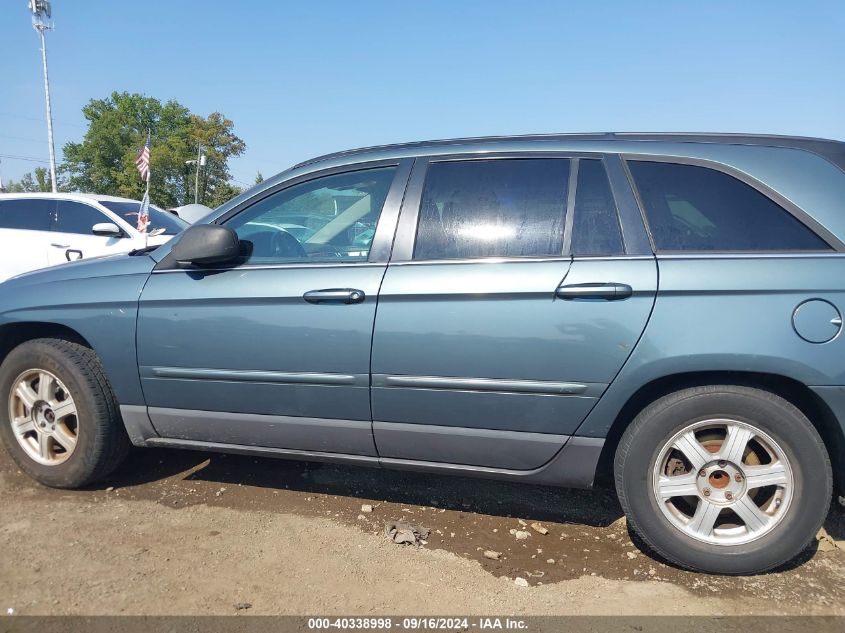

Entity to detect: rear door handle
[303,288,366,304]
[556,283,633,301]
[50,243,70,248]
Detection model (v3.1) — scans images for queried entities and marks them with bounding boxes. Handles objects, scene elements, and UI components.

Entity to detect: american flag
[134,134,150,182]
[137,190,150,233]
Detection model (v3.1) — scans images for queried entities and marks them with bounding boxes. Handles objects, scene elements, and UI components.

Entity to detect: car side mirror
[171,224,241,266]
[92,222,124,237]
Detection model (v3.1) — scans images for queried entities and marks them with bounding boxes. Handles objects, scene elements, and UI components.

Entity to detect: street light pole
[187,144,206,204]
[30,0,57,193]
[194,144,202,204]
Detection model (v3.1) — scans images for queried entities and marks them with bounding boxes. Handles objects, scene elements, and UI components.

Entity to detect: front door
[137,162,410,455]
[371,155,657,470]
[47,200,129,265]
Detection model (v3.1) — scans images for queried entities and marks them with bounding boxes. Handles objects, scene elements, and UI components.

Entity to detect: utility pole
[29,0,58,193]
[186,144,207,204]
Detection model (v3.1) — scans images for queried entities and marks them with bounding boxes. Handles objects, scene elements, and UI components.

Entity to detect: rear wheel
[615,385,832,574]
[0,338,129,488]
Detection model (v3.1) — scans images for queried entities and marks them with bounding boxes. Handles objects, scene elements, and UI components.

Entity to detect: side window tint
[413,159,569,260]
[225,166,396,264]
[628,161,830,252]
[571,160,624,256]
[54,201,110,235]
[0,199,54,231]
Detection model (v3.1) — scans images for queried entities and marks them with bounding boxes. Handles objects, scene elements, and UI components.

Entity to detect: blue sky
[1,0,843,186]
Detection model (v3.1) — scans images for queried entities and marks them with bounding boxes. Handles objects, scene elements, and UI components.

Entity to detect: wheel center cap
[709,470,730,489]
[698,461,746,504]
[31,401,55,430]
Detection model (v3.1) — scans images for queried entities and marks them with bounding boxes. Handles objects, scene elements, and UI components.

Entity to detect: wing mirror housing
[170,224,241,266]
[92,222,124,237]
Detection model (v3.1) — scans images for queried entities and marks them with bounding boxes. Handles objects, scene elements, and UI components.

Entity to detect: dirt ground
[1,446,845,616]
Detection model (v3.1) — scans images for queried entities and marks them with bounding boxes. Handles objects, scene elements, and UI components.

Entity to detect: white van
[0,193,186,282]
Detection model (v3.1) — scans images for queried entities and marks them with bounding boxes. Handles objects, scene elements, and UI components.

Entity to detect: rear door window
[571,159,624,256]
[413,158,570,260]
[0,199,54,232]
[628,161,830,252]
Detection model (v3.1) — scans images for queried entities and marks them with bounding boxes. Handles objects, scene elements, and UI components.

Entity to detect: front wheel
[0,338,130,488]
[615,385,832,574]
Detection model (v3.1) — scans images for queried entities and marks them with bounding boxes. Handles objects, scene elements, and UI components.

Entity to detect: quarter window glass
[571,160,624,256]
[628,161,830,252]
[53,201,110,235]
[0,199,53,231]
[226,166,396,264]
[413,159,569,260]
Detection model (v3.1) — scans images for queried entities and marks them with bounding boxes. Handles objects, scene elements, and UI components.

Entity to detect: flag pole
[144,134,150,248]
[135,128,151,248]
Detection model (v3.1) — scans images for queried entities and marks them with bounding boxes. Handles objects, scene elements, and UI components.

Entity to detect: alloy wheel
[651,418,793,546]
[8,369,78,466]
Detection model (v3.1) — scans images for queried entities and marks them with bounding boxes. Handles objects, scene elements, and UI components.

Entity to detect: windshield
[99,200,188,235]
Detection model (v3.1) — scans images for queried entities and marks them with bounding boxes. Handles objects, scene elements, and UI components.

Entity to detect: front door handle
[556,283,633,301]
[50,243,70,248]
[303,288,366,305]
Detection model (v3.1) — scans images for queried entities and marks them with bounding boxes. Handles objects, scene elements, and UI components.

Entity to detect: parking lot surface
[2,447,845,615]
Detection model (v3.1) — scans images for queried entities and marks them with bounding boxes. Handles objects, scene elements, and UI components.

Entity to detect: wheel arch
[0,322,94,364]
[594,370,845,494]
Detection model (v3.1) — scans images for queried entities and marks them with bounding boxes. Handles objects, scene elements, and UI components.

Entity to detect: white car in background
[0,192,187,282]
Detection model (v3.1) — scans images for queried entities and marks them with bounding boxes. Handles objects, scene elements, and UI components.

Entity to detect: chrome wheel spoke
[51,399,76,421]
[37,372,55,401]
[52,425,77,452]
[744,462,789,489]
[720,424,754,465]
[14,382,38,411]
[672,430,712,470]
[732,496,769,532]
[656,473,700,499]
[37,433,51,460]
[12,416,36,436]
[688,500,721,538]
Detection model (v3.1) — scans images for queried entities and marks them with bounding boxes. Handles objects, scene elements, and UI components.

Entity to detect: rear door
[0,198,53,280]
[371,154,657,470]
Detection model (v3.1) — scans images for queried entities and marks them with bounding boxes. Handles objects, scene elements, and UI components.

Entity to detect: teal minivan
[2,133,845,575]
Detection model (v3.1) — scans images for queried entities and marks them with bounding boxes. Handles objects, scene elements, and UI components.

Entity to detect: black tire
[0,338,129,488]
[615,385,832,574]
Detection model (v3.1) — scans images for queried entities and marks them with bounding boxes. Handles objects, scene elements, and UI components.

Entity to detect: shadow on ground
[109,446,623,528]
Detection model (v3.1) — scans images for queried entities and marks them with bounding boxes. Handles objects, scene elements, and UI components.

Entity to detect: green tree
[204,181,243,208]
[33,167,52,192]
[4,167,57,192]
[61,91,245,208]
[254,171,264,185]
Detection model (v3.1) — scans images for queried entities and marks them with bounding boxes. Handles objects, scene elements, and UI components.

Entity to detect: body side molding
[141,366,366,386]
[372,374,604,396]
